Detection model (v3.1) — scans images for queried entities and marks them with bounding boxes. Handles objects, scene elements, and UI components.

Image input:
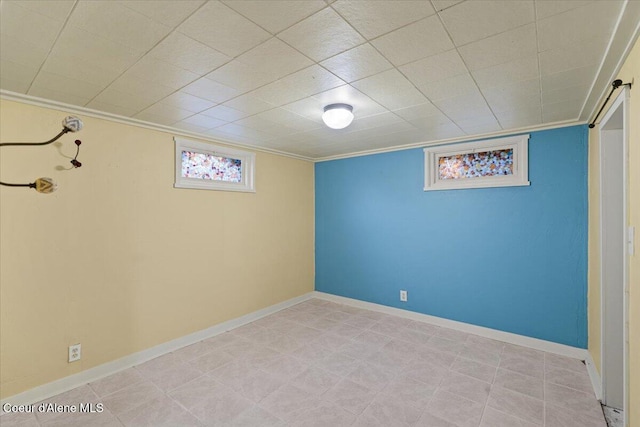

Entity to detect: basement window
[174,137,255,192]
[424,134,530,191]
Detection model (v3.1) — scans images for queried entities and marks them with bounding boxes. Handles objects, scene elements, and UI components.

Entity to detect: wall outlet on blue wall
[400,290,407,302]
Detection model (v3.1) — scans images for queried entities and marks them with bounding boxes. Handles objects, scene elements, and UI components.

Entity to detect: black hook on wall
[0,116,84,193]
[589,79,633,128]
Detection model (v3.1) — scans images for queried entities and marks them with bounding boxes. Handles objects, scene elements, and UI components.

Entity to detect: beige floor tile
[493,368,544,400]
[450,357,497,383]
[487,385,544,425]
[438,371,491,404]
[425,390,484,427]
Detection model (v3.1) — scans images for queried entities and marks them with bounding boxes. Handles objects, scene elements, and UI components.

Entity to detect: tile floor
[1,298,607,427]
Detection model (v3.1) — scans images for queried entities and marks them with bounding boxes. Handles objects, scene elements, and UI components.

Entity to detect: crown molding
[0,90,314,163]
[1,90,588,165]
[313,119,585,162]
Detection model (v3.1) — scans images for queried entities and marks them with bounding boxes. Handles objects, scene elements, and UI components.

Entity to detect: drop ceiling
[1,0,638,160]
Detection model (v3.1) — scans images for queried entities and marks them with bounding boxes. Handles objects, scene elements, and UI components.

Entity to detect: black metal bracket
[589,79,633,128]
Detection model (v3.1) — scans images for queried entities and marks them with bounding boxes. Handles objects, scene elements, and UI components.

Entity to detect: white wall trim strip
[313,291,591,360]
[1,89,588,164]
[0,293,314,407]
[585,351,603,401]
[2,291,600,407]
[0,90,312,162]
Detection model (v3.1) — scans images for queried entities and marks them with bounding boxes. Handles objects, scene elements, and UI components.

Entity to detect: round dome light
[322,103,354,129]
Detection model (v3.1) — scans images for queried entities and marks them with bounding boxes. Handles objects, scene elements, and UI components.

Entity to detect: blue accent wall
[315,125,588,348]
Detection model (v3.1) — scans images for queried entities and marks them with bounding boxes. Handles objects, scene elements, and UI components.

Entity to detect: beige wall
[0,100,315,399]
[588,38,639,425]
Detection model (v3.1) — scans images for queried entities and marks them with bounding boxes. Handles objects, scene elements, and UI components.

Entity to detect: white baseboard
[3,290,599,407]
[1,292,314,407]
[313,291,591,361]
[584,352,603,401]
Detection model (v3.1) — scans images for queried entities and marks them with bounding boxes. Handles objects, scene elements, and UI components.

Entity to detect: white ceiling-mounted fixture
[322,104,354,130]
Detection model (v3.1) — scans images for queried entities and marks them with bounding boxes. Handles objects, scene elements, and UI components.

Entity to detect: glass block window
[174,137,255,192]
[181,151,242,182]
[438,148,514,180]
[424,135,529,191]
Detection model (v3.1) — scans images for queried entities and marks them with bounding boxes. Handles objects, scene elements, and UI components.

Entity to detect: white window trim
[424,134,530,191]
[174,137,255,192]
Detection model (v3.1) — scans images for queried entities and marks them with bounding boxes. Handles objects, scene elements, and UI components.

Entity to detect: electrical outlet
[68,344,81,363]
[400,290,408,302]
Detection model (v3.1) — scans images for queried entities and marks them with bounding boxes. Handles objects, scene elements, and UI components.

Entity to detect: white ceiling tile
[542,99,581,122]
[6,0,75,21]
[201,105,252,122]
[180,114,227,129]
[30,71,104,100]
[482,79,541,113]
[92,87,159,113]
[148,33,231,75]
[496,113,543,129]
[0,1,64,50]
[27,86,92,106]
[433,91,493,121]
[351,69,427,110]
[460,122,503,135]
[416,122,465,141]
[313,85,388,118]
[158,92,217,113]
[41,55,122,87]
[0,34,50,70]
[255,109,323,131]
[472,56,540,90]
[539,38,607,76]
[332,0,435,40]
[542,84,590,106]
[172,121,210,134]
[393,102,441,121]
[0,60,38,89]
[50,26,142,75]
[236,38,313,79]
[278,8,365,61]
[541,65,597,92]
[343,111,406,134]
[108,75,177,103]
[117,0,206,27]
[456,114,501,130]
[133,111,179,126]
[178,1,271,57]
[537,1,620,53]
[461,124,503,135]
[67,1,172,53]
[136,103,193,123]
[249,81,309,107]
[126,56,199,89]
[399,49,468,88]
[408,112,457,130]
[458,24,537,71]
[204,61,278,92]
[417,72,478,101]
[277,65,346,97]
[85,100,139,117]
[214,123,274,140]
[222,94,276,115]
[222,0,327,34]
[320,43,393,83]
[431,0,464,12]
[439,0,534,46]
[235,116,296,137]
[371,15,454,66]
[535,0,596,20]
[486,92,542,116]
[181,78,239,103]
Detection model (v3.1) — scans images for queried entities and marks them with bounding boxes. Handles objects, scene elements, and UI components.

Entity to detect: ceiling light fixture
[322,103,354,129]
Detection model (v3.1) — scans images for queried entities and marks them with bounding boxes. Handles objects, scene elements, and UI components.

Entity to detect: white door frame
[598,85,629,424]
